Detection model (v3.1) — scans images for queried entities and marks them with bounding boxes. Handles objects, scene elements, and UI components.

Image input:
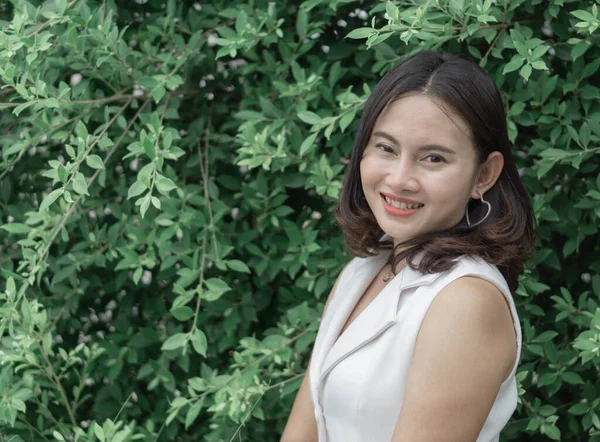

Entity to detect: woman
[281,51,535,442]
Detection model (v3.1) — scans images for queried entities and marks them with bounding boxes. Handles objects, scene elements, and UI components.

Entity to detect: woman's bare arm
[390,277,517,442]
[280,262,350,442]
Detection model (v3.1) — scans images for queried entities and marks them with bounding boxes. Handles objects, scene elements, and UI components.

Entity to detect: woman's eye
[424,154,446,163]
[376,144,394,153]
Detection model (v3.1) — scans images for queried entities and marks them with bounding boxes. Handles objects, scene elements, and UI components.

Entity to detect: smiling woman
[281,51,536,442]
[360,94,504,245]
[336,50,535,293]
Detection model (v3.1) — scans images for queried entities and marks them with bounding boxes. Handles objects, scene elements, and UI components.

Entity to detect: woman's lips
[380,193,423,217]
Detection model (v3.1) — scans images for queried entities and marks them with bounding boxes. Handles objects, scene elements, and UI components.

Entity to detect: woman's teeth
[384,196,424,210]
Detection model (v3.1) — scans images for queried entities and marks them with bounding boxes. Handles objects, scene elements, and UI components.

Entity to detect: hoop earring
[466,191,491,227]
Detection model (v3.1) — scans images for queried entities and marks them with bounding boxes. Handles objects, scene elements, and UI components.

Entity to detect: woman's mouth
[381,194,424,217]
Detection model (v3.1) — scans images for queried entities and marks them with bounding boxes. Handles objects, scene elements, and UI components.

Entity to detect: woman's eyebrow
[371,131,456,155]
[419,144,457,155]
[372,131,399,145]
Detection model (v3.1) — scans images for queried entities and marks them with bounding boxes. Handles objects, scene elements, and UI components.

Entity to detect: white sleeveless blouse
[309,237,522,442]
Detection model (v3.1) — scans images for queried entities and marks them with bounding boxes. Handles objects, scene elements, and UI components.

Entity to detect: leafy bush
[0,0,599,441]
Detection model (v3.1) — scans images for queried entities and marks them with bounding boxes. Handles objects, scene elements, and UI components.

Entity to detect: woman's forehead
[374,94,473,143]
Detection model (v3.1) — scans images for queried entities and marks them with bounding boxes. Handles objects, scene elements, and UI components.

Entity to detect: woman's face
[360,94,481,247]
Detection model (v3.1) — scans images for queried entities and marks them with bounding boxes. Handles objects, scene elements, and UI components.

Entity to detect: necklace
[382,261,408,283]
[382,265,395,283]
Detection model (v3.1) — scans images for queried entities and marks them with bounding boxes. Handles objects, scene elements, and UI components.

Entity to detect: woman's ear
[471,151,504,198]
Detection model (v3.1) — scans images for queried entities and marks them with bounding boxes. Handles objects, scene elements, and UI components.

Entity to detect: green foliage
[0,0,599,440]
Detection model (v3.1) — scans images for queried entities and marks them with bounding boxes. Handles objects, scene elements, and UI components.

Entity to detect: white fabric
[309,235,522,442]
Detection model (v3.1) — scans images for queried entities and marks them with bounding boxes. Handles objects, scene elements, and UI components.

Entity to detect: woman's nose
[385,159,420,193]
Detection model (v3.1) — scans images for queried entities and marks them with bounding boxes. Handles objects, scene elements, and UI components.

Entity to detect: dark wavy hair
[334,50,535,292]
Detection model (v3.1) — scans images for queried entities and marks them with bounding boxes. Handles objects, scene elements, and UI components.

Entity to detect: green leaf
[204,278,231,293]
[1,223,30,234]
[503,55,524,74]
[170,306,194,321]
[297,111,322,125]
[571,10,595,21]
[143,137,156,159]
[579,122,590,147]
[234,110,266,121]
[152,87,166,103]
[520,64,532,81]
[568,402,589,415]
[75,121,88,140]
[53,431,65,441]
[573,339,597,351]
[57,164,68,182]
[571,41,590,59]
[300,132,318,156]
[112,429,129,442]
[137,77,159,89]
[156,175,177,195]
[582,59,600,80]
[21,298,32,324]
[161,333,188,351]
[190,329,207,356]
[6,278,16,297]
[513,41,528,57]
[72,173,89,196]
[98,135,113,148]
[51,265,77,287]
[386,1,399,21]
[533,331,558,343]
[203,278,231,301]
[12,398,26,412]
[4,64,15,79]
[13,101,34,116]
[65,145,76,158]
[140,194,151,218]
[188,377,207,392]
[225,259,251,273]
[185,402,202,429]
[563,239,577,257]
[39,188,64,212]
[339,108,356,132]
[296,7,308,39]
[345,27,374,39]
[509,28,526,46]
[235,9,247,34]
[216,46,230,59]
[85,154,104,169]
[562,371,584,385]
[540,423,561,441]
[127,181,147,199]
[94,423,105,442]
[531,60,547,71]
[291,61,306,83]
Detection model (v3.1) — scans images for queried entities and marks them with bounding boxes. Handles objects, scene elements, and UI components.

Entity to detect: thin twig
[0,115,82,182]
[480,27,505,67]
[25,0,79,38]
[229,381,270,442]
[34,98,134,271]
[189,328,313,403]
[114,391,134,422]
[20,418,51,441]
[190,112,216,331]
[197,110,220,261]
[37,342,78,427]
[0,91,133,108]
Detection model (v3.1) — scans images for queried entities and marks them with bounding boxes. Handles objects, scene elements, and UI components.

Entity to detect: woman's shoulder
[436,254,511,295]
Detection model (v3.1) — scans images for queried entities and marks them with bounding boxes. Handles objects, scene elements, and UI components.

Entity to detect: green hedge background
[0,0,599,441]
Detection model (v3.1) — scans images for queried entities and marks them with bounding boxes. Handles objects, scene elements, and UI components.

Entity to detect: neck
[384,251,408,275]
[392,238,411,255]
